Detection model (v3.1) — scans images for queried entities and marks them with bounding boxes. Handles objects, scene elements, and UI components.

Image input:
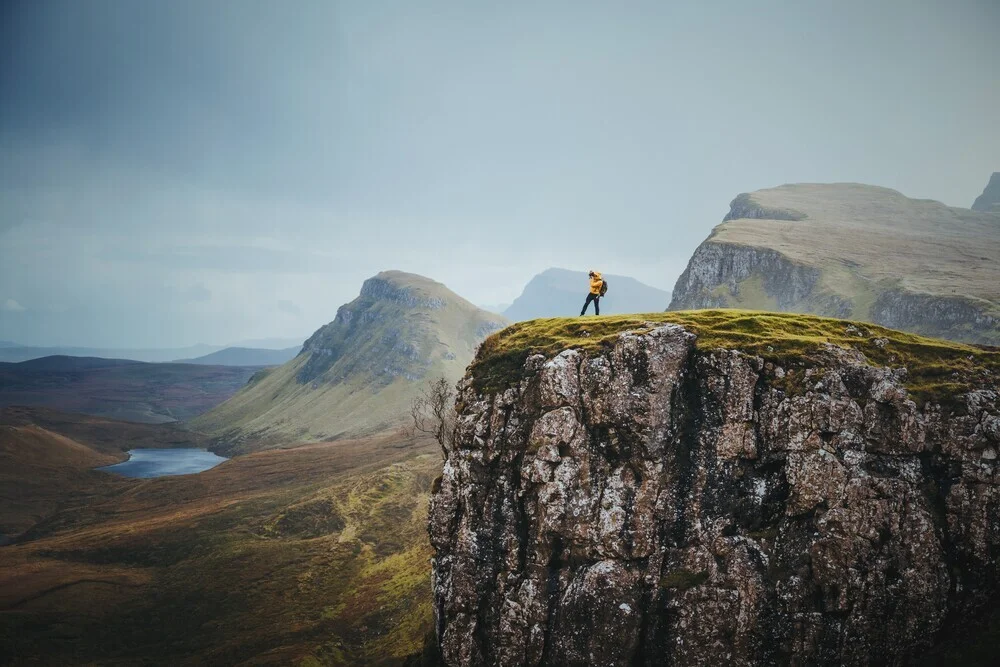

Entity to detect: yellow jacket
[589,272,604,295]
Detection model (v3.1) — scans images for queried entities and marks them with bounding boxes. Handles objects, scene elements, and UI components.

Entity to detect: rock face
[669,183,1000,346]
[972,172,1000,213]
[429,324,1000,665]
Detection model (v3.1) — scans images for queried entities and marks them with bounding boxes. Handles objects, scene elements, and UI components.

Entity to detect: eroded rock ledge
[429,323,1000,666]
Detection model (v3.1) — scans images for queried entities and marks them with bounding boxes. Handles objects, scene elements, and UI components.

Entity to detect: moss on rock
[470,309,1000,406]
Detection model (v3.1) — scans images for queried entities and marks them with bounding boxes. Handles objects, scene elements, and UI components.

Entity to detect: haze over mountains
[0,357,258,424]
[972,172,1000,213]
[176,345,301,366]
[193,271,507,453]
[0,338,304,364]
[503,268,671,321]
[670,182,1000,345]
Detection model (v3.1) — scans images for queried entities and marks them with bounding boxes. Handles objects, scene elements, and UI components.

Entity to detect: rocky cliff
[669,183,1000,346]
[429,311,1000,665]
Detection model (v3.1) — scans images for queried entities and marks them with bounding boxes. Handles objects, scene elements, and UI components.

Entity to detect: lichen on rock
[429,318,1000,666]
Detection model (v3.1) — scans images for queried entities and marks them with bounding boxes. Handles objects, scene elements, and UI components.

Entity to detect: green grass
[192,271,508,452]
[0,424,442,666]
[470,309,1000,406]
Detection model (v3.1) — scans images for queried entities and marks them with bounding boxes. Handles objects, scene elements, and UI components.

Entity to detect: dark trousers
[580,292,600,316]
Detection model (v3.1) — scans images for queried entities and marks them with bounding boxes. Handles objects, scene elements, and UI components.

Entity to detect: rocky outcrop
[669,242,842,314]
[722,192,806,222]
[972,172,1000,213]
[670,185,1000,346]
[872,289,1000,341]
[429,324,1000,666]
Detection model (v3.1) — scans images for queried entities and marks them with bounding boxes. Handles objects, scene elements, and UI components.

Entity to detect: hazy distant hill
[503,268,671,321]
[0,343,224,364]
[176,346,301,366]
[0,357,258,423]
[670,183,1000,344]
[192,271,508,453]
[972,172,1000,213]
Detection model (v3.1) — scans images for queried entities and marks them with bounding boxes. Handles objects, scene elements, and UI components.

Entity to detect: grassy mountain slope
[669,184,1000,344]
[192,271,507,452]
[503,267,671,321]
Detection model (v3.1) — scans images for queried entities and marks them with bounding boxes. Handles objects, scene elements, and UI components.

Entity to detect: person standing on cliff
[580,270,605,316]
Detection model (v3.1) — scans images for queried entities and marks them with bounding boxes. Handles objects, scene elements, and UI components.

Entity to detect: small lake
[97,448,228,478]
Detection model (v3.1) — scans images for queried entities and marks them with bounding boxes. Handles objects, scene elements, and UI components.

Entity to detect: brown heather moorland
[0,408,439,666]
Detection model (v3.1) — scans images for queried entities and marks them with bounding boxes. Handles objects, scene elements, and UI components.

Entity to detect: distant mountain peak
[503,267,671,322]
[972,172,1000,213]
[192,270,508,451]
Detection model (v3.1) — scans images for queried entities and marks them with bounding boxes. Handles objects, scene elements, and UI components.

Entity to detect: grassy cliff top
[709,184,1000,304]
[471,310,1000,405]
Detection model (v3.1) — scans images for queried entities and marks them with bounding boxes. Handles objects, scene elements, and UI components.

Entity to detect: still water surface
[98,448,227,478]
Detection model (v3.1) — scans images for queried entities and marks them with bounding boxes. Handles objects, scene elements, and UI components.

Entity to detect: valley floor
[0,412,439,666]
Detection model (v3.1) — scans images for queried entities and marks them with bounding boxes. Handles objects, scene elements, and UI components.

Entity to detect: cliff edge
[669,184,1000,345]
[429,311,1000,665]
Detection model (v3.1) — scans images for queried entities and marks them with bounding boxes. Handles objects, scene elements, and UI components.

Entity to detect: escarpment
[429,313,1000,666]
[669,183,1000,345]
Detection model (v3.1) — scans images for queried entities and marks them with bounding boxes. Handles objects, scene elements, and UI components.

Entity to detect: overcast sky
[1,0,997,347]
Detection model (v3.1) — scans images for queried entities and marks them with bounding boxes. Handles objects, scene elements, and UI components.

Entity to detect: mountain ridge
[191,270,507,453]
[504,267,671,321]
[972,171,1000,213]
[175,346,300,366]
[669,182,1000,345]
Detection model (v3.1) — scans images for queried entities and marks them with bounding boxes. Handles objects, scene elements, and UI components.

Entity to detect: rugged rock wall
[429,325,1000,666]
[872,289,1000,343]
[669,188,1000,346]
[669,242,849,316]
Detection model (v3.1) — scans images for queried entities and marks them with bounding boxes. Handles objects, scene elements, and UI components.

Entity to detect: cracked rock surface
[429,324,1000,666]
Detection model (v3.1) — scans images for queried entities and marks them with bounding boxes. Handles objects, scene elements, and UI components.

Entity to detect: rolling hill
[0,407,209,540]
[175,345,301,366]
[0,407,440,665]
[0,343,225,364]
[0,357,259,423]
[191,271,507,452]
[669,183,1000,345]
[503,267,671,321]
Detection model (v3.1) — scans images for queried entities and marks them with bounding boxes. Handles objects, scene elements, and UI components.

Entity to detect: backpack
[599,280,608,297]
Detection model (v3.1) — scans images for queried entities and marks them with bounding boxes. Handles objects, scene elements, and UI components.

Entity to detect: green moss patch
[659,569,710,590]
[470,309,1000,405]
